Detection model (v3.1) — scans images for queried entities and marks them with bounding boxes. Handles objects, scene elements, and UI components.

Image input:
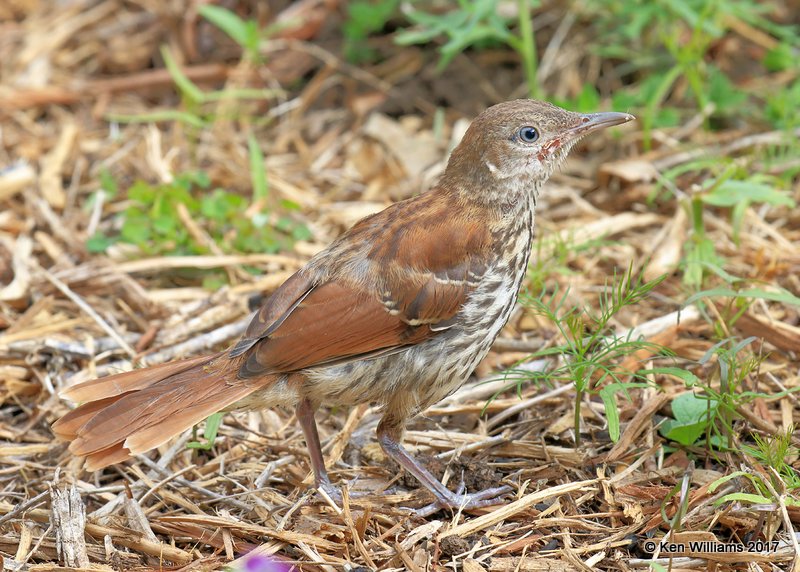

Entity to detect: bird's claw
[315,481,344,504]
[414,484,512,518]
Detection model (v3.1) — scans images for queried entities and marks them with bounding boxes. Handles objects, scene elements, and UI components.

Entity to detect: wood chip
[39,122,77,209]
[49,478,90,568]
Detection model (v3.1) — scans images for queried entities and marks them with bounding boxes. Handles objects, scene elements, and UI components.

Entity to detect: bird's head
[443,99,634,204]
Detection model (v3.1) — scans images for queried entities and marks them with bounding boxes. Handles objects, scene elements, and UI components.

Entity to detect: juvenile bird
[54,100,634,511]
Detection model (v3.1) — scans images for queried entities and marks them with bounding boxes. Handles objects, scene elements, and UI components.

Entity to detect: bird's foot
[315,481,345,505]
[415,484,512,518]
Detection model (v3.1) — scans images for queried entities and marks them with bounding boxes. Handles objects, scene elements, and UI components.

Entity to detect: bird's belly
[304,262,525,411]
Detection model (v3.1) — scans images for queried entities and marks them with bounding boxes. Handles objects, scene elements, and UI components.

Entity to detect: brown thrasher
[54,100,634,512]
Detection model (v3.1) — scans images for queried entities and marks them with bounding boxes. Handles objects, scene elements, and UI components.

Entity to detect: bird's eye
[518,126,539,143]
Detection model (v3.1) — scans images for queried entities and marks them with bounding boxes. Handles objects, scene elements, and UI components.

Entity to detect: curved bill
[568,111,636,138]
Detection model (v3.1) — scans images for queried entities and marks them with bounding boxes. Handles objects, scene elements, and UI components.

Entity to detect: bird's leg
[295,398,340,501]
[377,413,511,516]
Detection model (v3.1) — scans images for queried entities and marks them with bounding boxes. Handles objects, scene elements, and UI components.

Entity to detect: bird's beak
[567,111,635,139]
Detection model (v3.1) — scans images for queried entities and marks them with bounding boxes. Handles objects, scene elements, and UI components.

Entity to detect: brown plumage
[54,100,633,512]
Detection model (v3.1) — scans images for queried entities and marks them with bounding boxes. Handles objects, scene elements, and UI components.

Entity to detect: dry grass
[1,1,799,571]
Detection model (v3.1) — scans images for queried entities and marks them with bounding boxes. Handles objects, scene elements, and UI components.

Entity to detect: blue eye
[518,126,539,143]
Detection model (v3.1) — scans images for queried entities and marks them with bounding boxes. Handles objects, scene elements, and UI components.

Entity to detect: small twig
[261,38,437,115]
[81,315,251,380]
[491,337,546,353]
[434,434,508,461]
[135,455,254,513]
[316,486,343,516]
[136,464,198,505]
[37,265,137,358]
[19,523,54,566]
[0,490,49,526]
[653,126,800,172]
[487,384,574,430]
[139,315,249,365]
[537,10,577,82]
[763,467,800,571]
[255,456,296,489]
[0,64,231,110]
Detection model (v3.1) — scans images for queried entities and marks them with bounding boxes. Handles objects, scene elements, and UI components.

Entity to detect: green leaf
[575,84,600,112]
[120,210,152,244]
[187,412,224,450]
[128,180,155,203]
[638,367,699,386]
[672,392,717,422]
[707,66,746,113]
[659,392,718,445]
[685,287,800,307]
[660,419,707,446]
[180,171,211,189]
[345,0,400,60]
[201,191,231,220]
[198,5,251,48]
[152,214,177,235]
[86,232,115,253]
[106,110,208,128]
[280,199,300,211]
[98,168,118,196]
[292,223,313,242]
[395,0,515,70]
[716,492,773,505]
[248,133,269,201]
[160,45,206,104]
[683,235,720,287]
[702,180,795,208]
[202,273,228,291]
[763,43,796,72]
[708,470,750,492]
[598,385,621,442]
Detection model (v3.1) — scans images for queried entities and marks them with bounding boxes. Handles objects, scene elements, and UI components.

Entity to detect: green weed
[765,79,800,130]
[343,0,401,62]
[657,160,797,288]
[710,424,800,507]
[658,337,799,451]
[585,0,798,145]
[198,5,263,63]
[395,0,542,98]
[111,5,289,131]
[86,171,310,272]
[188,412,224,450]
[107,46,281,130]
[513,266,670,445]
[525,232,616,292]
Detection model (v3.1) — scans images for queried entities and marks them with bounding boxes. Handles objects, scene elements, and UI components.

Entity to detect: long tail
[53,353,268,470]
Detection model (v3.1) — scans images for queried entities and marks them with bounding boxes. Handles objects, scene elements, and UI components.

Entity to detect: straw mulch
[1,2,799,571]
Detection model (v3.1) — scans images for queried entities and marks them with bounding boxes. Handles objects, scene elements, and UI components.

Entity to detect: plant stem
[574,388,583,447]
[517,0,540,99]
[690,196,705,237]
[643,64,681,151]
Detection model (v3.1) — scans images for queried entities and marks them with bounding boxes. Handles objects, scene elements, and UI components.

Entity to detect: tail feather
[121,388,254,453]
[59,354,216,403]
[52,395,130,440]
[54,352,273,470]
[85,444,133,471]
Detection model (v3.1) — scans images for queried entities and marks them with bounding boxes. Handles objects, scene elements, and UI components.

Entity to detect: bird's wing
[235,196,491,378]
